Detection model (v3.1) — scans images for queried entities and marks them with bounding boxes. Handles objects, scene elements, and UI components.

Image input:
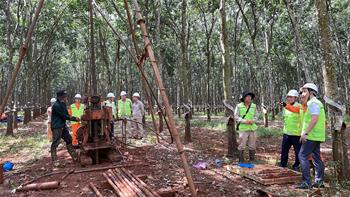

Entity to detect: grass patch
[345,115,350,125]
[256,127,282,137]
[186,119,226,131]
[0,133,48,159]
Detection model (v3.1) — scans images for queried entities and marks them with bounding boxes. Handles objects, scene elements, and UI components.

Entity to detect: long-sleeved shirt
[51,99,77,129]
[132,100,145,118]
[234,103,259,123]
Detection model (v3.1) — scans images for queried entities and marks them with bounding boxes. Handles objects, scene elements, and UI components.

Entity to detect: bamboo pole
[0,0,45,115]
[129,0,197,196]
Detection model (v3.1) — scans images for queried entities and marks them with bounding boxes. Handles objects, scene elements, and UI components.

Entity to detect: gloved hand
[278,101,287,107]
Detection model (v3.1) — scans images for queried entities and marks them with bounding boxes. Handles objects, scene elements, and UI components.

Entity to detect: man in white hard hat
[118,91,133,137]
[46,98,57,142]
[296,83,326,189]
[68,94,85,146]
[279,89,302,171]
[132,92,145,139]
[104,93,117,139]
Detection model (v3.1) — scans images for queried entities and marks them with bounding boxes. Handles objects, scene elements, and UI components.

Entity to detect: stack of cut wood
[103,168,161,197]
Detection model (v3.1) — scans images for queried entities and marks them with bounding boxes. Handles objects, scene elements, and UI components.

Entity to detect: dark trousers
[299,140,324,185]
[110,121,114,139]
[280,134,301,168]
[51,127,73,152]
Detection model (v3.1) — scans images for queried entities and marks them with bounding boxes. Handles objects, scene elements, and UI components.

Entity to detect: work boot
[67,144,79,163]
[312,180,325,188]
[51,148,64,168]
[238,150,245,163]
[249,150,256,162]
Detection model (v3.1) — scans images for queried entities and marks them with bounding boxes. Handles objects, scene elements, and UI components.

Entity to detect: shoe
[312,180,325,188]
[296,182,310,189]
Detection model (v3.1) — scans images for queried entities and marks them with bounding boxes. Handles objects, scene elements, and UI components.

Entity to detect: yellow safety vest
[237,102,257,131]
[70,103,85,124]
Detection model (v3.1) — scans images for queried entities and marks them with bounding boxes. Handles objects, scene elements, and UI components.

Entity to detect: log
[20,181,60,191]
[89,182,104,197]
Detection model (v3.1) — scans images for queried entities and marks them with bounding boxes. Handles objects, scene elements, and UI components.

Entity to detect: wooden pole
[130,0,197,195]
[0,0,45,115]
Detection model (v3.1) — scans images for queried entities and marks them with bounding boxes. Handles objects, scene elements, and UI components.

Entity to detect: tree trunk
[315,0,349,181]
[184,112,192,143]
[220,0,233,116]
[227,117,238,157]
[180,0,189,104]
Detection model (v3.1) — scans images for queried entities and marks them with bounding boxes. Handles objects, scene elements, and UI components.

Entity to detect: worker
[118,91,133,137]
[132,92,145,139]
[51,90,80,167]
[104,92,117,139]
[296,83,326,189]
[68,94,85,146]
[47,98,56,142]
[234,91,258,163]
[279,89,302,171]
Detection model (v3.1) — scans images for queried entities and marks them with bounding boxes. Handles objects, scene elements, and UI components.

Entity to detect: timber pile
[103,168,161,197]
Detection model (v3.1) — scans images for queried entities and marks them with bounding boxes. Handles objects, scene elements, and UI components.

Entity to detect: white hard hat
[50,98,57,103]
[120,91,127,96]
[302,83,318,94]
[107,92,115,98]
[133,92,140,97]
[74,94,82,99]
[286,89,299,97]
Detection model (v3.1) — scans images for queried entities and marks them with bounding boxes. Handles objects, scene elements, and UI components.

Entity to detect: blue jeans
[280,134,301,168]
[298,140,324,185]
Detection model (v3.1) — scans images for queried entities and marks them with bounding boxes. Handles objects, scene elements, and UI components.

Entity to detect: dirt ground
[1,115,349,197]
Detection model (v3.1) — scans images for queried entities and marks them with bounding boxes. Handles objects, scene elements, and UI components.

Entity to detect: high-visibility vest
[70,103,85,124]
[118,99,132,118]
[104,100,117,117]
[283,102,302,136]
[237,102,258,131]
[302,97,326,142]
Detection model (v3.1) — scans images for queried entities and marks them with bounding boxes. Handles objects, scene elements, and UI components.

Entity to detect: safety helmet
[74,94,82,99]
[120,91,127,96]
[302,83,318,94]
[286,89,299,97]
[50,98,57,103]
[133,92,140,97]
[107,93,115,98]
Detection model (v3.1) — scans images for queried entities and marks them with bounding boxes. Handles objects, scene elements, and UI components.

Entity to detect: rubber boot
[249,150,256,162]
[51,148,63,167]
[67,144,79,163]
[239,150,245,163]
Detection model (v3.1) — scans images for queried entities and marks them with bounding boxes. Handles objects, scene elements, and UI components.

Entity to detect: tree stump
[207,107,211,122]
[6,112,14,136]
[227,117,238,157]
[184,112,192,143]
[24,108,31,124]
